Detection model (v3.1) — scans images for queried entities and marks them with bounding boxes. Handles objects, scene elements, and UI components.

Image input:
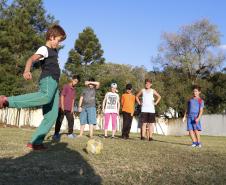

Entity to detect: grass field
[0,126,226,185]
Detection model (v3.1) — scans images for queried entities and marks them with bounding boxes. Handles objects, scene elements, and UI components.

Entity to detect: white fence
[0,108,226,136]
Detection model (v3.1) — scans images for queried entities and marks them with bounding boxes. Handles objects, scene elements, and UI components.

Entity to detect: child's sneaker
[196,142,202,148]
[141,136,146,140]
[191,142,197,147]
[52,133,61,141]
[67,133,76,139]
[26,143,47,150]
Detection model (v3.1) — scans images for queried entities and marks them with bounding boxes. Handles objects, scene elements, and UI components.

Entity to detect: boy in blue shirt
[183,85,204,147]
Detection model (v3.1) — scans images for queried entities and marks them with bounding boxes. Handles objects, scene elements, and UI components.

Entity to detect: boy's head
[46,25,66,48]
[192,85,201,97]
[145,79,152,89]
[111,83,118,93]
[125,83,132,93]
[70,75,80,87]
[88,77,95,88]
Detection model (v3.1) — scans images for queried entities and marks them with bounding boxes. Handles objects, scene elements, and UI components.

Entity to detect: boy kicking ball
[183,85,204,148]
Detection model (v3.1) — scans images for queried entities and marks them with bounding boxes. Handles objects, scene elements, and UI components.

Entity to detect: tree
[155,19,225,84]
[0,0,56,96]
[205,72,226,113]
[64,27,105,78]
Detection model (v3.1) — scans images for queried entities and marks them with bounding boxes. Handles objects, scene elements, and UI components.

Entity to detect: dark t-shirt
[82,88,96,108]
[38,46,61,82]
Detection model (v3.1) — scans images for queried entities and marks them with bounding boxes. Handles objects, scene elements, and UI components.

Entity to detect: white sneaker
[196,143,202,148]
[191,142,197,147]
[67,133,76,139]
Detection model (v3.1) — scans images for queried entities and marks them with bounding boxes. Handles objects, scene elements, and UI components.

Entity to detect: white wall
[0,108,226,136]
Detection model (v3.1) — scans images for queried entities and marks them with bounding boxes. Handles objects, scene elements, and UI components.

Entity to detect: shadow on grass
[0,142,102,185]
[153,139,190,146]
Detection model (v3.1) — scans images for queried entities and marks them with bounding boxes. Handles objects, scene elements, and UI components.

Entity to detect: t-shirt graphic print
[104,92,119,113]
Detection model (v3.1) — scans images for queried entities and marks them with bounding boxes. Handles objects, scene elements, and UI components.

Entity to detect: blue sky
[44,0,226,70]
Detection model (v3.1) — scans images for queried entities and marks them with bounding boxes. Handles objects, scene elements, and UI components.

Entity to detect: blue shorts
[187,116,202,131]
[80,107,96,125]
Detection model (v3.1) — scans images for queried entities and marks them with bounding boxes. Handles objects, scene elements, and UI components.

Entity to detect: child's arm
[71,98,75,113]
[102,96,107,113]
[183,110,187,122]
[121,95,124,106]
[85,81,100,89]
[195,108,203,123]
[23,54,43,80]
[153,89,161,105]
[61,95,65,112]
[78,96,83,112]
[136,90,143,105]
[117,96,120,115]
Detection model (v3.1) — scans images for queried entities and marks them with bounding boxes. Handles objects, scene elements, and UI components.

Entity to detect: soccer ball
[86,139,103,154]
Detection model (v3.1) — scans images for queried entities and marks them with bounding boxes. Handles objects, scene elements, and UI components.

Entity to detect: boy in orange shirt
[121,84,136,139]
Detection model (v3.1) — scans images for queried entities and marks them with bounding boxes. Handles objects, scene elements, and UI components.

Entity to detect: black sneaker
[141,137,145,140]
[149,138,154,141]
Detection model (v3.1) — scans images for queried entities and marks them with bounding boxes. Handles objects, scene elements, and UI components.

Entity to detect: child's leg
[111,113,118,137]
[149,123,154,138]
[79,109,87,136]
[125,113,133,138]
[54,108,64,135]
[87,107,96,138]
[189,130,197,143]
[65,111,74,134]
[122,112,127,137]
[79,125,85,136]
[194,130,200,143]
[89,124,93,138]
[30,89,59,145]
[8,77,58,108]
[146,124,150,139]
[142,123,147,138]
[104,113,110,136]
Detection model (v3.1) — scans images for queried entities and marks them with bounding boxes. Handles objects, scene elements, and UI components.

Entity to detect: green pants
[8,76,59,144]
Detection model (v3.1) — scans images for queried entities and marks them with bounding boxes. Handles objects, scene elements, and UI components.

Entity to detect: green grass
[1,126,226,185]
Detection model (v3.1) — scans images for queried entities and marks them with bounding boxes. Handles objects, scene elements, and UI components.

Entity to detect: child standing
[183,85,204,147]
[121,84,135,139]
[0,25,66,150]
[136,79,161,141]
[78,78,100,138]
[53,75,80,141]
[102,83,120,138]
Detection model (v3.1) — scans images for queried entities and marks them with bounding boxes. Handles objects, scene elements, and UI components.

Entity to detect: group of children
[0,25,204,150]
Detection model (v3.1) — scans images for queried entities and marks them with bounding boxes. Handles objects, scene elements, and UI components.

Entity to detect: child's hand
[23,71,32,80]
[195,118,199,124]
[154,102,158,106]
[182,117,186,123]
[85,81,90,86]
[78,107,82,112]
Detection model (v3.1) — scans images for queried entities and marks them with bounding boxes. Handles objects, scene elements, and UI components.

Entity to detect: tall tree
[155,19,225,84]
[64,27,105,78]
[0,0,56,96]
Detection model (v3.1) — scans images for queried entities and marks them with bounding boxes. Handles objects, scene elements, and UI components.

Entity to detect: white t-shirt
[104,92,119,113]
[35,46,48,60]
[141,88,155,113]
